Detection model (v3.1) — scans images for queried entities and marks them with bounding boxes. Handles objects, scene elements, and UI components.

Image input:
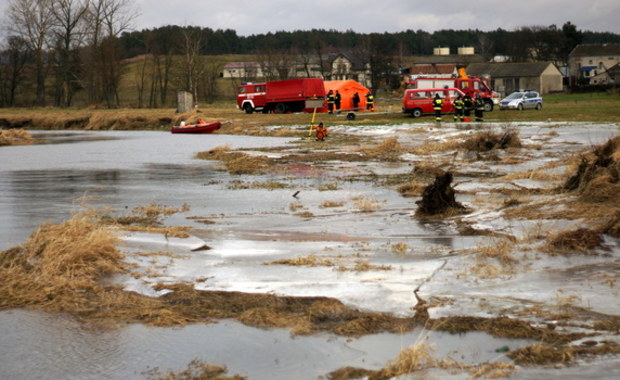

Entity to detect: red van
[402,88,465,118]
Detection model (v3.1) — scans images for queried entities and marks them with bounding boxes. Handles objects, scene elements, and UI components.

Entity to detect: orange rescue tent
[324,80,372,111]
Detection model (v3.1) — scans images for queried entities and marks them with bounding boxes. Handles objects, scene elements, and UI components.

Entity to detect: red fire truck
[237,78,326,114]
[407,71,499,111]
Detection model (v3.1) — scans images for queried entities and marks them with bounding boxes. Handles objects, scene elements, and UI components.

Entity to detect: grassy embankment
[0,92,619,136]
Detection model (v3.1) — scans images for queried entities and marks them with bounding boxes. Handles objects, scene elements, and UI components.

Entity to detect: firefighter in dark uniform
[474,94,485,122]
[334,90,341,111]
[365,92,375,110]
[432,93,443,122]
[327,90,335,113]
[462,93,473,119]
[453,95,464,122]
[352,92,360,110]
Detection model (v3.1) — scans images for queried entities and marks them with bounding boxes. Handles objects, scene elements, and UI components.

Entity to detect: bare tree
[7,0,54,105]
[49,0,90,107]
[177,28,204,101]
[84,0,136,107]
[0,36,31,106]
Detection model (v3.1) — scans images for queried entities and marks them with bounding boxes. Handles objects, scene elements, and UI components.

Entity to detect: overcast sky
[133,0,620,36]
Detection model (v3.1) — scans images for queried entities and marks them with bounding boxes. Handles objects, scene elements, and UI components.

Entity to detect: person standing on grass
[335,90,341,112]
[433,93,443,123]
[453,95,464,121]
[474,94,485,122]
[327,90,335,113]
[463,93,473,119]
[352,92,360,110]
[365,92,375,110]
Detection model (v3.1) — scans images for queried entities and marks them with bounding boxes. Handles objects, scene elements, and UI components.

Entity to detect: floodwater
[1,125,619,379]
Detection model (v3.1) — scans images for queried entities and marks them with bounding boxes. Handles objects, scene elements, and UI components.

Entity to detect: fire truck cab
[237,82,267,114]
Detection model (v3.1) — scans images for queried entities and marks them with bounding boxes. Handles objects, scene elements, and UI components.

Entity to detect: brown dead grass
[564,135,620,203]
[375,342,436,378]
[359,136,403,160]
[0,129,34,146]
[0,207,127,311]
[144,358,245,380]
[263,255,336,267]
[410,139,462,155]
[461,129,521,152]
[353,196,381,212]
[337,260,393,272]
[545,228,605,255]
[397,180,427,197]
[195,146,273,175]
[320,201,345,208]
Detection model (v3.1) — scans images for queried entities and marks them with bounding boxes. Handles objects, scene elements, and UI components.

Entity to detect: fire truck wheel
[411,109,422,118]
[346,112,356,120]
[275,103,287,114]
[484,101,493,112]
[243,104,254,114]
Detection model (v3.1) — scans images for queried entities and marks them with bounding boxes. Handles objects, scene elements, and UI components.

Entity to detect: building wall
[569,55,620,85]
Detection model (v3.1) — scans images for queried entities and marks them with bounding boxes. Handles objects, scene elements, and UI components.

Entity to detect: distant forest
[119,22,620,62]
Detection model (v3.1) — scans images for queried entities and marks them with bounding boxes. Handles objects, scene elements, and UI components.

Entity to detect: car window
[506,92,524,99]
[238,87,247,93]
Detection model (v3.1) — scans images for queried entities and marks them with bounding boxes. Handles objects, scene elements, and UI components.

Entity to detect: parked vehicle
[237,79,326,114]
[170,120,221,134]
[402,88,465,118]
[407,68,500,111]
[499,90,543,110]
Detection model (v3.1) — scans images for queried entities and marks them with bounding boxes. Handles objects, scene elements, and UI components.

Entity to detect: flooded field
[1,123,619,379]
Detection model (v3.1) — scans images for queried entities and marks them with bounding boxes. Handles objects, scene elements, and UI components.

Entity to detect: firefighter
[453,95,464,122]
[312,122,328,141]
[334,90,341,111]
[365,92,375,111]
[432,93,443,122]
[327,90,335,113]
[463,93,473,119]
[352,92,360,110]
[474,94,485,122]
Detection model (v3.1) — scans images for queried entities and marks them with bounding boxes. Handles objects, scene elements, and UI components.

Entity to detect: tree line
[1,0,619,108]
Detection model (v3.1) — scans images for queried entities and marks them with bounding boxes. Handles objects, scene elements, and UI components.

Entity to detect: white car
[499,91,543,110]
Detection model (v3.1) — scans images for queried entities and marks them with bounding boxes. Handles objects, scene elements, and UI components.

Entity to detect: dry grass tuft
[0,129,34,146]
[391,242,409,255]
[468,362,516,379]
[353,197,381,212]
[376,342,436,379]
[0,207,127,311]
[319,200,345,208]
[263,255,336,267]
[564,136,620,203]
[338,260,392,272]
[410,139,462,155]
[461,129,521,152]
[144,358,245,380]
[508,343,574,366]
[396,180,427,197]
[195,146,272,175]
[360,136,403,160]
[545,228,605,255]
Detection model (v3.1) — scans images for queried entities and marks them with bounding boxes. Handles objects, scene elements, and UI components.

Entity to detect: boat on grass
[170,120,221,134]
